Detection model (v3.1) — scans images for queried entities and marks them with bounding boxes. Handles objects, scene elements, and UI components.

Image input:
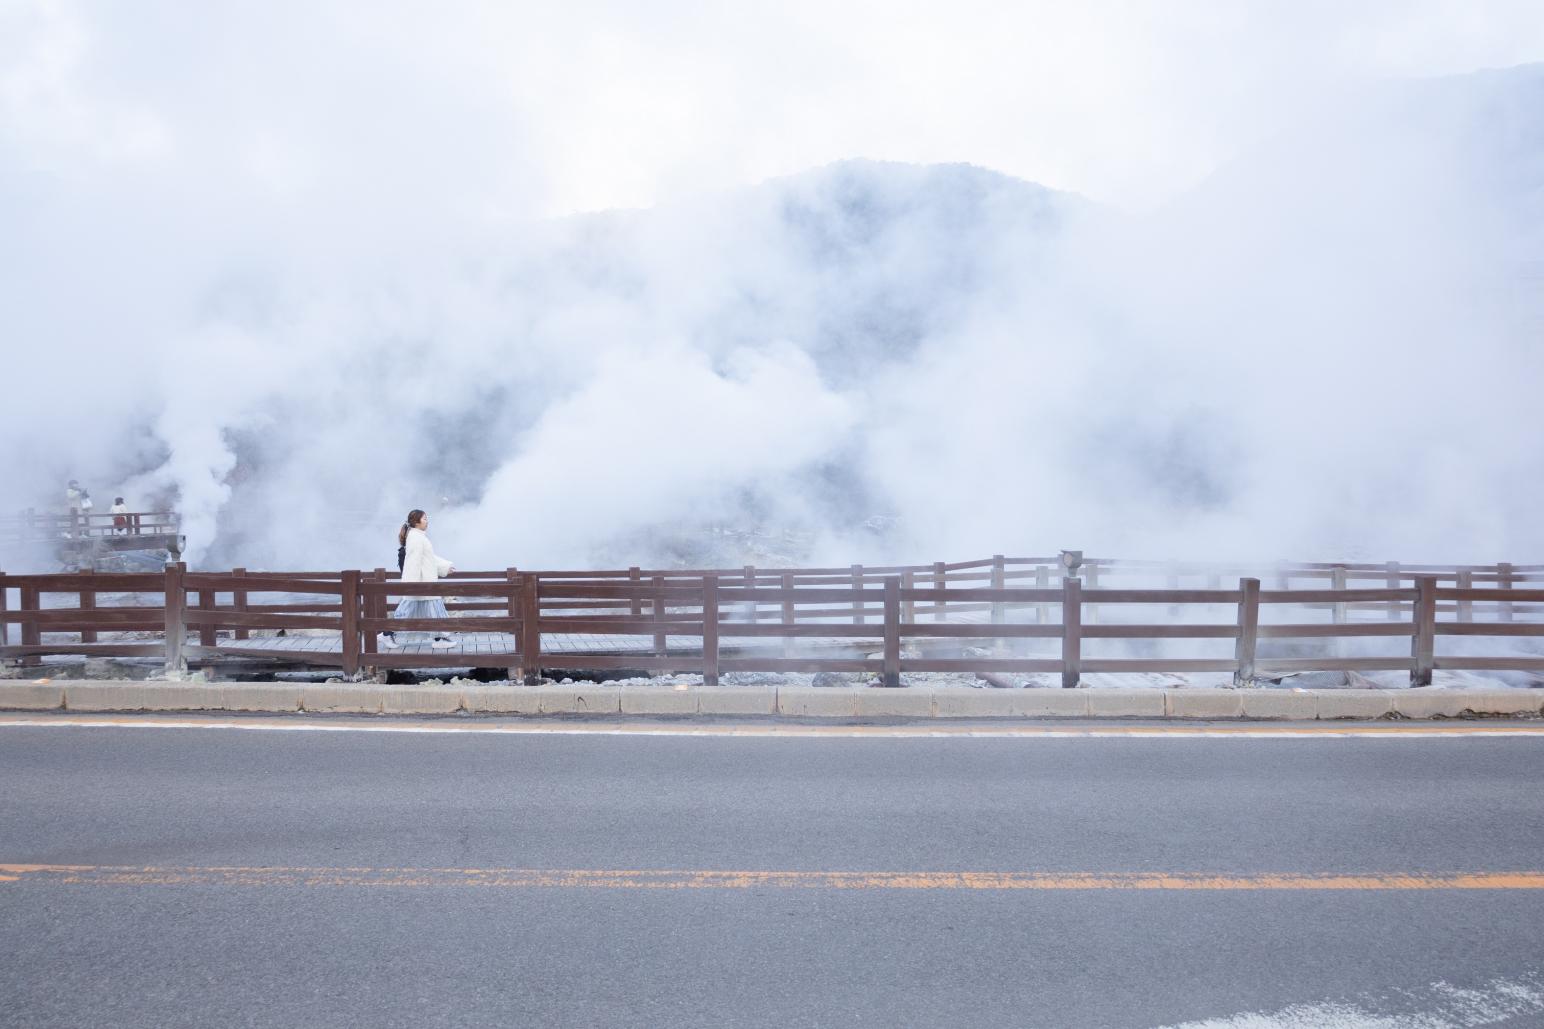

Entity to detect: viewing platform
[1,510,184,570]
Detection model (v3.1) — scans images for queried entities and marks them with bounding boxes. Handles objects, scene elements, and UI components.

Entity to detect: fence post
[1084,560,1100,625]
[163,562,186,678]
[933,561,946,622]
[1411,576,1437,686]
[851,564,864,625]
[1061,576,1081,689]
[652,575,668,660]
[702,575,720,688]
[520,574,542,685]
[781,572,795,659]
[502,568,520,682]
[340,570,361,679]
[0,571,7,651]
[1497,562,1515,623]
[361,569,381,678]
[19,583,40,667]
[882,576,901,687]
[232,568,250,640]
[1385,561,1401,620]
[990,555,1006,623]
[1233,578,1260,687]
[79,571,98,645]
[198,585,217,648]
[1456,570,1473,623]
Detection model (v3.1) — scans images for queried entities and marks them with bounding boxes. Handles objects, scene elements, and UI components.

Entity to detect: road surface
[2,716,1543,1027]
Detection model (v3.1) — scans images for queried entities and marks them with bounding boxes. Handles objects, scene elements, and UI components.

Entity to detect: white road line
[0,717,1542,738]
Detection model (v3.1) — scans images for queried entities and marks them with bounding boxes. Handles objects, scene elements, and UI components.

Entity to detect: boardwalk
[216,629,870,664]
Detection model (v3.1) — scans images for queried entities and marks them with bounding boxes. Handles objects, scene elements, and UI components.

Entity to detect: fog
[2,3,1541,571]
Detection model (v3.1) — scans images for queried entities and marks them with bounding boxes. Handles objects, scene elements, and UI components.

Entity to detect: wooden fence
[2,509,181,542]
[2,555,1541,687]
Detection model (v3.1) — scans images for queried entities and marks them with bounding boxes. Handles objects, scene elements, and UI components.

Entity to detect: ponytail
[399,509,426,546]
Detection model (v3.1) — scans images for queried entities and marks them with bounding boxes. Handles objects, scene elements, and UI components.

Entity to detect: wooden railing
[2,557,1541,687]
[2,510,182,542]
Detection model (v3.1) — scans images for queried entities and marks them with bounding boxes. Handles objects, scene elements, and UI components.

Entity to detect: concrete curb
[0,682,1540,720]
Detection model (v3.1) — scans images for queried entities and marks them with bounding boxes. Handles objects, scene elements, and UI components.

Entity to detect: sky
[2,0,1543,571]
[6,0,1544,218]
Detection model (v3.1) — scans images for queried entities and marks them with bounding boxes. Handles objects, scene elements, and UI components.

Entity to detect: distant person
[77,487,93,536]
[384,509,456,650]
[110,497,130,534]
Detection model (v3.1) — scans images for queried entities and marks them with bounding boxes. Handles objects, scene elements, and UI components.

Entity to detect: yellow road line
[4,865,1544,890]
[0,714,1542,737]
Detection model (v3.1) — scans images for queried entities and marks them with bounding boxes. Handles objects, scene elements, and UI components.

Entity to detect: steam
[2,4,1541,571]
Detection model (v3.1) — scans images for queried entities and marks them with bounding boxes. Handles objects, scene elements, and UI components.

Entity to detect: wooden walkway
[214,630,867,663]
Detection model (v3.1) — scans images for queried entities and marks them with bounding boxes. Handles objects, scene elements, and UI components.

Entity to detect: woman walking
[387,509,456,649]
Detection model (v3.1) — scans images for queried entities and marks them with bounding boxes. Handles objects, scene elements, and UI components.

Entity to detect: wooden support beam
[362,568,384,679]
[1331,566,1348,624]
[504,568,520,682]
[1411,576,1437,686]
[1234,577,1260,687]
[19,584,39,667]
[882,577,901,687]
[933,561,947,623]
[0,571,8,650]
[198,589,217,648]
[703,574,720,688]
[520,574,542,685]
[232,568,250,640]
[653,574,668,659]
[163,563,186,678]
[1085,561,1100,625]
[990,555,1006,624]
[1497,562,1515,622]
[781,572,795,659]
[79,572,98,644]
[1061,576,1081,689]
[340,570,361,678]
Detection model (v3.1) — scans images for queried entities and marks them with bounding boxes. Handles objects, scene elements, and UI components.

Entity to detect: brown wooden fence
[2,556,1541,687]
[2,509,181,542]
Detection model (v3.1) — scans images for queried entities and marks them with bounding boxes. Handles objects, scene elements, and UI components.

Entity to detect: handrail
[2,509,182,543]
[2,563,1541,686]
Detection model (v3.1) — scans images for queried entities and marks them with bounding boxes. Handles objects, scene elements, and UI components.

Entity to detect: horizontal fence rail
[1,555,1541,686]
[2,509,181,542]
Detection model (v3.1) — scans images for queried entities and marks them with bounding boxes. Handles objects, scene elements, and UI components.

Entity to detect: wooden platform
[210,630,869,664]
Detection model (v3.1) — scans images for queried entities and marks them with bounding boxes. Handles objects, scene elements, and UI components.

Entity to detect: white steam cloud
[1,3,1541,570]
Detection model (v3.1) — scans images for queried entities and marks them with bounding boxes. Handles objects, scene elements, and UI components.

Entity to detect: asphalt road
[2,719,1543,1028]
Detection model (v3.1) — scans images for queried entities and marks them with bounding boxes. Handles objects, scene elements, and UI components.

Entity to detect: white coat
[401,527,453,582]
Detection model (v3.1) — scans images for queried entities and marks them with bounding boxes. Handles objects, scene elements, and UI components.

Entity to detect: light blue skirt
[392,597,451,641]
[394,597,450,620]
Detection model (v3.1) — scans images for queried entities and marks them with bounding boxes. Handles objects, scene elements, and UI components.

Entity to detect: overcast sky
[5,0,1544,221]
